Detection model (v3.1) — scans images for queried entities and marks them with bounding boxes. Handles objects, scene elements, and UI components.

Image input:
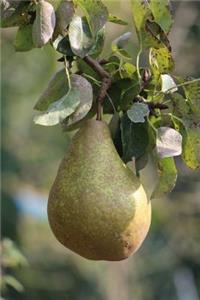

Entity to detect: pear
[48,119,151,261]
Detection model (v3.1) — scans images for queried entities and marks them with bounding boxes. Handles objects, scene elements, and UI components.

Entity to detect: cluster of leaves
[1,0,200,198]
[0,239,28,299]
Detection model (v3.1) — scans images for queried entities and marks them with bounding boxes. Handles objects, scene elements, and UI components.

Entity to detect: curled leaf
[34,89,80,126]
[32,0,56,48]
[67,75,93,126]
[69,15,93,57]
[156,127,182,159]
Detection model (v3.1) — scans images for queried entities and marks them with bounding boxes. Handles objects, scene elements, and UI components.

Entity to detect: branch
[83,56,111,121]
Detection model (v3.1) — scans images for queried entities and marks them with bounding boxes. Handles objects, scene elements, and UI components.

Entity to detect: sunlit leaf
[149,0,173,33]
[127,102,150,123]
[151,157,177,199]
[67,75,93,126]
[131,0,150,31]
[34,69,69,111]
[32,0,56,48]
[182,128,200,170]
[150,46,174,75]
[34,89,80,126]
[4,275,24,292]
[161,74,177,93]
[183,79,200,117]
[14,24,34,52]
[108,14,128,25]
[156,127,182,158]
[69,15,93,57]
[75,0,108,35]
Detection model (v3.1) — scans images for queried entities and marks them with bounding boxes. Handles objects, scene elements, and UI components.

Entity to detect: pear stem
[84,56,112,121]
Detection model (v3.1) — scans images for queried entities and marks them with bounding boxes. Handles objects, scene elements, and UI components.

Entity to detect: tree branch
[83,55,111,121]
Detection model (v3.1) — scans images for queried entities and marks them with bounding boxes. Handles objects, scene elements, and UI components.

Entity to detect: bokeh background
[1,1,200,300]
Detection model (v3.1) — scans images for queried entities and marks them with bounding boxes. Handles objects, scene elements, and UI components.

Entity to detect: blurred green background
[1,1,200,300]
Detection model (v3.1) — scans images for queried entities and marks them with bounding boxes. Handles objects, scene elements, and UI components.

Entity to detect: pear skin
[48,119,151,261]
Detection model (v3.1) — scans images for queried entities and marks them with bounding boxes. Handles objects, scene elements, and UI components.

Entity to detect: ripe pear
[48,119,151,261]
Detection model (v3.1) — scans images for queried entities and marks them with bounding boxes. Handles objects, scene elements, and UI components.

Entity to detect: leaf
[53,35,74,56]
[32,0,56,48]
[67,75,93,126]
[183,79,200,117]
[69,15,93,58]
[112,32,132,49]
[150,47,174,75]
[156,127,182,159]
[127,103,150,123]
[121,113,149,163]
[34,88,80,126]
[56,0,74,36]
[1,1,30,28]
[131,0,166,49]
[4,275,24,292]
[75,0,108,35]
[131,0,150,31]
[14,24,34,52]
[111,32,132,59]
[182,128,200,170]
[171,93,190,117]
[121,63,137,79]
[161,74,177,93]
[108,14,128,25]
[88,26,105,57]
[34,69,69,111]
[151,157,177,199]
[149,0,173,33]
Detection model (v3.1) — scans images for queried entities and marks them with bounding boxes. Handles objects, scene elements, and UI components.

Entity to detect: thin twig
[83,55,112,121]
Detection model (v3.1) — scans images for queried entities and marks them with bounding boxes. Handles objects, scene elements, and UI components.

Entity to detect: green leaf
[121,63,137,79]
[14,24,34,52]
[127,102,150,123]
[131,0,150,32]
[161,74,177,93]
[103,78,140,113]
[108,14,128,25]
[112,32,132,59]
[46,0,62,10]
[171,93,190,117]
[32,0,56,48]
[156,127,182,158]
[34,69,69,111]
[53,35,74,56]
[121,113,149,163]
[182,128,200,170]
[88,27,105,57]
[4,275,24,292]
[183,79,200,117]
[1,1,30,28]
[75,0,108,35]
[69,15,93,58]
[55,0,74,36]
[151,157,177,199]
[150,46,174,75]
[67,75,93,126]
[34,88,80,126]
[149,0,173,33]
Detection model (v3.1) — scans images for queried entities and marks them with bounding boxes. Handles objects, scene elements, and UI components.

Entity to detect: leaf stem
[64,57,71,90]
